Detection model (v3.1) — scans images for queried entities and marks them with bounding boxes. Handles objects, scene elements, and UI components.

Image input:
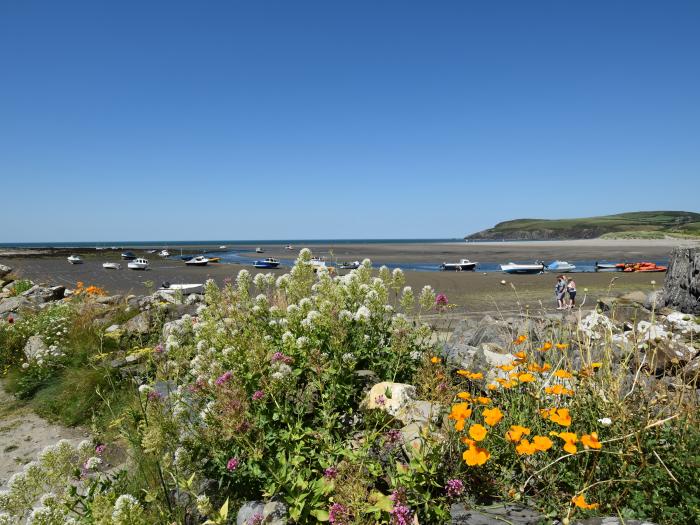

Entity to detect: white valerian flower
[354,306,371,321]
[287,304,299,315]
[138,384,152,394]
[255,293,268,304]
[597,417,612,426]
[342,352,355,363]
[112,494,143,524]
[22,362,29,369]
[282,331,294,343]
[252,305,262,314]
[271,363,292,380]
[338,309,352,321]
[253,273,266,290]
[299,297,312,309]
[296,336,310,348]
[84,456,102,470]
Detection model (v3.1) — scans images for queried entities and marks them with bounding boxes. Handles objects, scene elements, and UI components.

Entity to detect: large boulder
[0,264,12,279]
[450,503,544,524]
[0,296,32,316]
[662,247,700,314]
[363,382,440,426]
[236,501,287,525]
[123,311,152,334]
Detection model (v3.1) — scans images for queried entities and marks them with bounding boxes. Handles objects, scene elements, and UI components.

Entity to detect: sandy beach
[1,239,681,312]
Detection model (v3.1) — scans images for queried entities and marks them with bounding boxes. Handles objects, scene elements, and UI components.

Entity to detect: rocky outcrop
[236,501,287,525]
[0,264,12,279]
[662,247,700,314]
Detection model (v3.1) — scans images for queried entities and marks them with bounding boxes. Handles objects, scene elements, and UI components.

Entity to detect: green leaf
[311,509,330,521]
[219,498,229,520]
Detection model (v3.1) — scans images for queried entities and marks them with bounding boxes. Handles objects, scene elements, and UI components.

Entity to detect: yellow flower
[456,392,471,400]
[554,370,573,379]
[591,362,602,368]
[554,431,579,454]
[572,493,599,510]
[505,425,531,443]
[498,364,515,372]
[468,424,487,442]
[581,432,602,450]
[483,407,504,426]
[487,383,499,391]
[449,403,473,431]
[532,435,553,451]
[514,351,527,359]
[544,384,574,396]
[555,343,569,350]
[539,341,553,352]
[514,335,527,345]
[517,373,535,383]
[463,444,490,466]
[475,396,491,405]
[549,408,572,427]
[457,370,483,380]
[430,356,442,364]
[515,439,537,455]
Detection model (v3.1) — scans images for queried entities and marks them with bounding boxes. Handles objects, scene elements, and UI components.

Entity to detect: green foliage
[9,279,33,296]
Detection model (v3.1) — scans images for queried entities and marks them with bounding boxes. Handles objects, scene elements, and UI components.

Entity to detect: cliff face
[663,247,700,314]
[466,227,605,241]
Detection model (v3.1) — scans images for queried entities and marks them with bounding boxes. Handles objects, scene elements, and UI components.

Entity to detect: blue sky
[1,1,698,242]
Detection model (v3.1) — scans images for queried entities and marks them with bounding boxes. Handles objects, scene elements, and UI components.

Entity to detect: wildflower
[475,396,491,405]
[252,390,265,401]
[435,293,449,306]
[505,425,531,443]
[456,391,471,400]
[7,314,14,324]
[597,417,612,426]
[517,372,535,383]
[539,341,553,352]
[554,370,573,379]
[468,424,487,442]
[462,444,490,466]
[545,384,574,396]
[385,429,402,445]
[329,502,349,524]
[226,457,240,471]
[554,432,579,454]
[430,356,442,364]
[547,408,572,427]
[354,305,371,321]
[375,395,386,406]
[271,352,293,364]
[324,466,338,479]
[448,403,473,431]
[555,343,569,350]
[591,362,602,368]
[498,364,515,372]
[389,490,413,525]
[515,439,538,455]
[84,456,102,470]
[445,479,465,498]
[95,444,106,455]
[572,493,599,510]
[532,435,553,451]
[487,383,499,390]
[154,343,164,354]
[514,335,527,345]
[581,432,602,450]
[457,370,483,380]
[249,513,264,525]
[215,371,233,386]
[483,407,503,426]
[147,390,162,402]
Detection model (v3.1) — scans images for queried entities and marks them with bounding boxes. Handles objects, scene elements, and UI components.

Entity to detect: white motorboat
[185,256,209,266]
[309,257,327,270]
[440,259,477,272]
[159,282,203,295]
[219,245,227,249]
[500,262,546,274]
[255,247,264,253]
[67,255,83,264]
[127,258,149,270]
[158,250,170,257]
[547,260,576,272]
[102,262,121,270]
[338,260,361,270]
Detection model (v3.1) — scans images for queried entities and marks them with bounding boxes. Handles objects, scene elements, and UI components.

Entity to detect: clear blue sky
[1,1,698,242]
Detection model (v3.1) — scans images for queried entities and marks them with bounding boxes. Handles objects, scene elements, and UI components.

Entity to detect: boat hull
[127,264,148,270]
[254,262,280,269]
[159,284,203,294]
[500,265,545,274]
[185,261,208,266]
[440,263,477,271]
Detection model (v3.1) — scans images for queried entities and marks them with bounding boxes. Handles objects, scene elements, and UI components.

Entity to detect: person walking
[567,277,577,308]
[555,275,566,309]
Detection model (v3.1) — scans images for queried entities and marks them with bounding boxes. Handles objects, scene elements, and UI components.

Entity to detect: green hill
[465,211,700,241]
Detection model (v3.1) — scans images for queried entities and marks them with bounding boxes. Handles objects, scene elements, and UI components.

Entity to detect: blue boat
[254,258,280,269]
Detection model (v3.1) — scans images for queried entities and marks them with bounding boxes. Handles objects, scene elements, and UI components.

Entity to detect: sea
[0,239,668,274]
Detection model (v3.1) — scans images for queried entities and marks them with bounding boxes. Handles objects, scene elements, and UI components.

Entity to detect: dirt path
[0,385,86,488]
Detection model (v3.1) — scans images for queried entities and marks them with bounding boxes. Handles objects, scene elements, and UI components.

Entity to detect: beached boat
[309,257,327,270]
[500,262,545,274]
[159,282,203,295]
[547,260,576,273]
[158,250,170,257]
[595,262,621,272]
[338,261,361,270]
[621,262,667,273]
[254,258,280,269]
[121,251,137,260]
[440,259,477,272]
[219,245,227,249]
[255,247,264,253]
[285,244,294,250]
[127,258,149,270]
[208,257,221,263]
[147,249,157,254]
[102,262,121,270]
[185,256,209,266]
[67,255,83,264]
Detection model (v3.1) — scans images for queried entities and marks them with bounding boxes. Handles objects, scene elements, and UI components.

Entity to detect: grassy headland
[466,211,700,241]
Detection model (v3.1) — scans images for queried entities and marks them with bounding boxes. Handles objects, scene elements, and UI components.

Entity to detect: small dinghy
[121,251,137,260]
[338,261,361,270]
[67,255,83,264]
[185,256,209,266]
[208,257,221,263]
[500,262,546,274]
[547,260,576,273]
[254,257,280,269]
[159,282,203,295]
[102,262,121,270]
[595,262,621,272]
[158,250,170,257]
[127,258,149,270]
[255,247,264,253]
[285,244,294,250]
[440,259,477,271]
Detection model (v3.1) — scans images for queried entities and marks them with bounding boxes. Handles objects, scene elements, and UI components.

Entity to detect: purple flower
[385,429,402,446]
[375,395,386,406]
[226,457,240,471]
[389,489,413,525]
[154,343,164,354]
[95,444,106,455]
[445,478,464,498]
[248,513,263,525]
[147,391,162,402]
[324,466,338,479]
[252,390,265,401]
[215,371,233,386]
[435,293,449,306]
[329,502,349,524]
[271,351,293,364]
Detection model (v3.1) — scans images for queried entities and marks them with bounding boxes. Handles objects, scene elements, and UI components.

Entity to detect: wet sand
[2,246,667,313]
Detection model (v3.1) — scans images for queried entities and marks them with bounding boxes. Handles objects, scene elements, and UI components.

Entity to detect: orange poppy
[483,407,504,426]
[572,494,599,510]
[505,425,531,443]
[463,444,490,466]
[468,424,487,442]
[581,432,602,450]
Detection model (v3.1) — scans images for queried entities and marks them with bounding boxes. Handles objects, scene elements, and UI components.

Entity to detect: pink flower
[215,371,233,386]
[435,293,449,306]
[95,444,106,455]
[154,343,164,354]
[329,502,349,524]
[226,457,240,471]
[324,466,338,479]
[252,390,265,401]
[445,478,464,498]
[147,391,162,402]
[271,352,293,364]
